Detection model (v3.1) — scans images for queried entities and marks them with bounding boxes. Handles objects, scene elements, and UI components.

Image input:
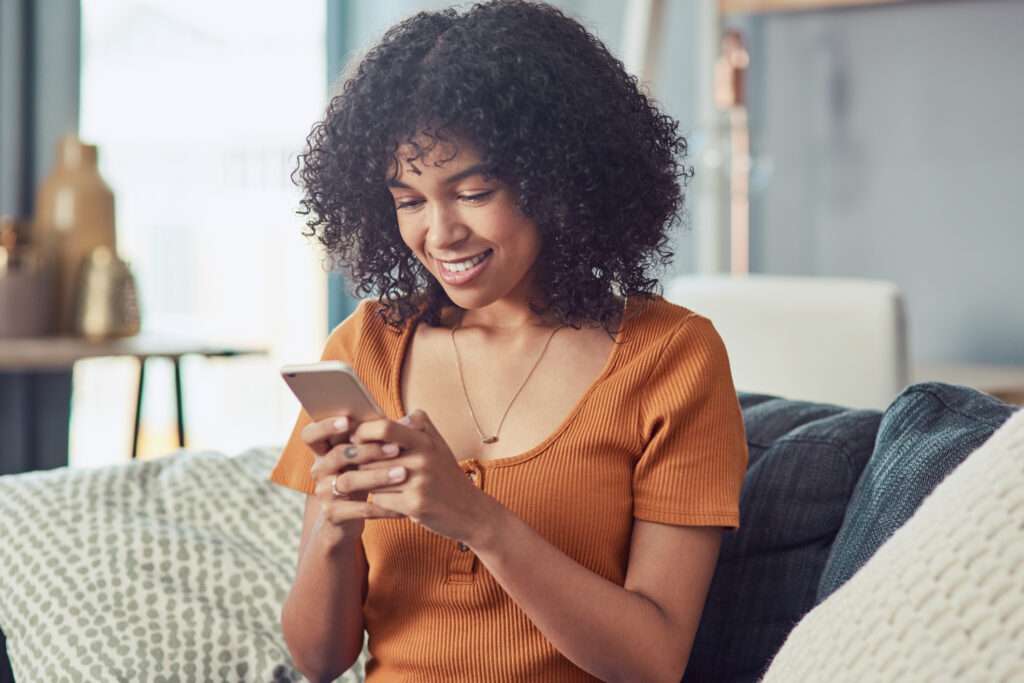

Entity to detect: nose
[424,201,469,253]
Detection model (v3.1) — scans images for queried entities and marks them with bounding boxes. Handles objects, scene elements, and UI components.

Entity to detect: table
[0,334,267,461]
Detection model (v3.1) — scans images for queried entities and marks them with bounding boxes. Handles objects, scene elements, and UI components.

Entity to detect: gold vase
[73,246,141,340]
[32,134,117,335]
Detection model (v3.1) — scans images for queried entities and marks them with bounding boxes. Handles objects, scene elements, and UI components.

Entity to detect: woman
[270,2,748,681]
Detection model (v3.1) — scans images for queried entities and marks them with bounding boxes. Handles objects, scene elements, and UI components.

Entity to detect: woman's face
[387,137,543,316]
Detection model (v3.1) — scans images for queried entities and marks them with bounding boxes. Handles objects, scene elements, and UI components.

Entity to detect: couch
[0,381,1019,681]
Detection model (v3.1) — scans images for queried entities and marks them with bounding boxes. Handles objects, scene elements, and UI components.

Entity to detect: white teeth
[440,251,489,273]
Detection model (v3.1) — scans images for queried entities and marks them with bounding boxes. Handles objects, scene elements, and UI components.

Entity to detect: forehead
[389,134,483,181]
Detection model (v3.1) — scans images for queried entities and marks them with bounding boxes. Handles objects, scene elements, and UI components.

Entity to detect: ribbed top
[271,294,748,681]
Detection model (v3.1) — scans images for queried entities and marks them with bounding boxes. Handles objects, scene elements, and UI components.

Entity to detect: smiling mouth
[436,249,493,273]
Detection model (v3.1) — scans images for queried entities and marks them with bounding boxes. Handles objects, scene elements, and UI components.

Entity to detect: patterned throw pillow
[818,382,1021,602]
[0,448,368,682]
[762,407,1024,681]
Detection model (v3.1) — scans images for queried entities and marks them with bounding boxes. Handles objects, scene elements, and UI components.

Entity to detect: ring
[331,474,347,499]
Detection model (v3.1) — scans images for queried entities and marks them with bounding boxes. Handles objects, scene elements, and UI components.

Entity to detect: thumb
[408,409,442,441]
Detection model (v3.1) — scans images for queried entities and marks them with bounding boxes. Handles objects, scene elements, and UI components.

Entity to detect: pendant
[482,436,498,444]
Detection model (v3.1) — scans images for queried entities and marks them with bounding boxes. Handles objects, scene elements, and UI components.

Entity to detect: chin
[443,288,505,313]
[442,290,484,308]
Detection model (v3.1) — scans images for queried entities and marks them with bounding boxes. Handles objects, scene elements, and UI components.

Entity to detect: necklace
[450,320,563,444]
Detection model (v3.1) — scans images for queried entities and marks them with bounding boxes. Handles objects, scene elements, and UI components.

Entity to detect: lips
[436,248,493,285]
[436,249,492,265]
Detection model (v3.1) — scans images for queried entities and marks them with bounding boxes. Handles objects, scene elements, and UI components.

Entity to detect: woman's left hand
[350,409,493,545]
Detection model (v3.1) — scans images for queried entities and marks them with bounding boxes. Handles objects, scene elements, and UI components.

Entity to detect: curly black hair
[293,0,691,335]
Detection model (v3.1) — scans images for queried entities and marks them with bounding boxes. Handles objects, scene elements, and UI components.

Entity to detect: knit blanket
[761,407,1024,682]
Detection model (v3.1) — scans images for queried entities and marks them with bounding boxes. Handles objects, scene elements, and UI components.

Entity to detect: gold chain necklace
[450,321,563,444]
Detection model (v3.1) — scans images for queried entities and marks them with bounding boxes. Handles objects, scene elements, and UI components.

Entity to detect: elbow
[611,665,686,683]
[610,670,683,683]
[281,604,359,683]
[610,646,689,683]
[292,666,345,683]
[289,655,348,683]
[639,648,689,683]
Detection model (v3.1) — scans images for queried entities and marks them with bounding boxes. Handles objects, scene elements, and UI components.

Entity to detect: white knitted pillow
[761,408,1024,683]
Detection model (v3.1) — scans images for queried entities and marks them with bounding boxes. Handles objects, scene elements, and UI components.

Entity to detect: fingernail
[387,466,405,482]
[382,443,400,457]
[334,417,349,431]
[399,415,412,426]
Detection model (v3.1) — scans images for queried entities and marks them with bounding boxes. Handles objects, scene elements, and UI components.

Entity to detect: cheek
[395,220,421,254]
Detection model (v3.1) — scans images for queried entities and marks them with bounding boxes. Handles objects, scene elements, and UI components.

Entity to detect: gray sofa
[685,381,1020,682]
[0,381,1018,681]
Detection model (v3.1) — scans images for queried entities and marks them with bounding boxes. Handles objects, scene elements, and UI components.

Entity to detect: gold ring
[331,474,347,499]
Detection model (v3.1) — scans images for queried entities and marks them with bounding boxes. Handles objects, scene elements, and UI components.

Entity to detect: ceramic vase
[32,134,117,335]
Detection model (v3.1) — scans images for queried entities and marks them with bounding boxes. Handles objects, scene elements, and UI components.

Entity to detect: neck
[446,302,559,334]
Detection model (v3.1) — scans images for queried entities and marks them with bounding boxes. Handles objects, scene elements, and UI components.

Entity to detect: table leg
[132,358,146,459]
[173,357,185,448]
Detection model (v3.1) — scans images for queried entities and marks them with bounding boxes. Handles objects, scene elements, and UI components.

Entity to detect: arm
[350,407,731,682]
[281,495,368,682]
[469,499,722,683]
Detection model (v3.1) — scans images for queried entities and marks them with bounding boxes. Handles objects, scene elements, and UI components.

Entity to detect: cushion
[683,393,881,683]
[762,406,1024,681]
[0,448,368,682]
[818,382,1021,602]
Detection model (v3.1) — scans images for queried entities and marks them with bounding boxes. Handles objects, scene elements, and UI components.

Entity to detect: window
[73,2,328,466]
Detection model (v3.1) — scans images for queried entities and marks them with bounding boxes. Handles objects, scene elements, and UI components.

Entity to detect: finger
[316,466,408,499]
[351,416,429,450]
[323,499,405,523]
[310,441,402,479]
[365,491,406,517]
[300,415,356,456]
[314,474,366,504]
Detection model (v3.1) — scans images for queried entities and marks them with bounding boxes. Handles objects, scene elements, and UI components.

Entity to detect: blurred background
[1,0,1021,474]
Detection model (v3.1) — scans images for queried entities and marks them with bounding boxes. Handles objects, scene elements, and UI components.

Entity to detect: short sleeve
[633,314,748,529]
[268,299,373,494]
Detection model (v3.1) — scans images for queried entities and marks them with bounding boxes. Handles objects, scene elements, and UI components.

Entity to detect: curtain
[0,0,81,475]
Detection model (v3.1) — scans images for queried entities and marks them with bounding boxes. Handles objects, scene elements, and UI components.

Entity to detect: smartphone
[280,361,384,423]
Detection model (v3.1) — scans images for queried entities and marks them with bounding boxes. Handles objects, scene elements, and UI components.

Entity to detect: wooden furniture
[0,334,267,460]
[719,0,905,13]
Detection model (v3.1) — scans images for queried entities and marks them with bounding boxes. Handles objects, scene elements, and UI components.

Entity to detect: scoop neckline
[389,296,636,470]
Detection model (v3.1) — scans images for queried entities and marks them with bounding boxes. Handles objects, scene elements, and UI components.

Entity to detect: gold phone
[280,361,384,422]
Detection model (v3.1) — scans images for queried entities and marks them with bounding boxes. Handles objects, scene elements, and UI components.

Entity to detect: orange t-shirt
[271,294,748,682]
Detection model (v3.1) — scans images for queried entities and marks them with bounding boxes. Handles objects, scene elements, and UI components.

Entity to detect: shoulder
[627,294,731,382]
[320,298,395,363]
[627,293,718,354]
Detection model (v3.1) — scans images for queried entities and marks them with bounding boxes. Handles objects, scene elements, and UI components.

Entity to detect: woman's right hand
[301,414,406,535]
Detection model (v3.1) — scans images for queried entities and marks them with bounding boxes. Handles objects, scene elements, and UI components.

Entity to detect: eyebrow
[387,163,492,189]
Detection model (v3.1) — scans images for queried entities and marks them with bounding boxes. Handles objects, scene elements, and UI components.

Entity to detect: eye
[394,190,494,211]
[460,191,494,203]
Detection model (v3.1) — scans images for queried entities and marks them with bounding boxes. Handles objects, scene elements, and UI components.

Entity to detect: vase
[73,246,141,340]
[0,216,55,338]
[32,134,117,335]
